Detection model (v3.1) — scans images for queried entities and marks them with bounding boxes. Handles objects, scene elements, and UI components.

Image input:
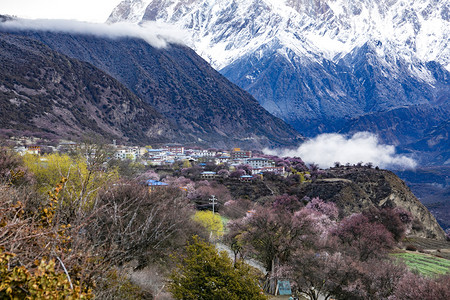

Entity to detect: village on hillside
[3,135,449,300]
[11,138,289,181]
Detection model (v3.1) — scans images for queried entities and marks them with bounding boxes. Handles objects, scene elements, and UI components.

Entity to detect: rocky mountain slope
[339,105,449,165]
[221,165,446,239]
[395,166,450,231]
[108,0,449,162]
[0,32,175,144]
[1,23,303,149]
[306,166,446,239]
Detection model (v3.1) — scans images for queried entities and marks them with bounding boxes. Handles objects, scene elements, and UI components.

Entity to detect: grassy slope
[391,252,450,276]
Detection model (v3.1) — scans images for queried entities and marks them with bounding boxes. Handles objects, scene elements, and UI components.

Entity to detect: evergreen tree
[168,236,266,300]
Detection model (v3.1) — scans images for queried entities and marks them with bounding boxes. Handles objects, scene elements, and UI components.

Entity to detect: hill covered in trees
[0,19,304,149]
[0,33,176,144]
[1,145,449,299]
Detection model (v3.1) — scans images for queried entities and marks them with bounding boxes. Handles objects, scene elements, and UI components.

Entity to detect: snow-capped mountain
[108,0,449,152]
[108,0,449,71]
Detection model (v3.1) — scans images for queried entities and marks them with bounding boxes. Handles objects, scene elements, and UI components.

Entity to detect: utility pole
[209,195,217,214]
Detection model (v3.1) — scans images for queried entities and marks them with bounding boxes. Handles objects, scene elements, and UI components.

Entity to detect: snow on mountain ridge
[108,0,154,23]
[108,0,449,74]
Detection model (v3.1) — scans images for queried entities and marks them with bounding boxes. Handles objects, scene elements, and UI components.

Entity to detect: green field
[391,252,450,276]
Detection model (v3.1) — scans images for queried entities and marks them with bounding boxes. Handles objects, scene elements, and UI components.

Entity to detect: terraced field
[403,237,450,259]
[404,237,450,250]
[392,252,450,276]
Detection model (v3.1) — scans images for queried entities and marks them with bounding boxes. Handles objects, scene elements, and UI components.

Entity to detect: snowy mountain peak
[108,0,155,23]
[108,0,450,71]
[107,0,449,162]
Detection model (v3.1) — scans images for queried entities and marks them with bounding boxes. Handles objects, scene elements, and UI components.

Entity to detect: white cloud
[264,132,417,169]
[0,18,187,48]
[0,0,123,23]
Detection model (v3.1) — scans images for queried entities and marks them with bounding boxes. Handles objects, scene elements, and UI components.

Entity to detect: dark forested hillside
[0,33,176,144]
[4,29,303,148]
[339,105,449,165]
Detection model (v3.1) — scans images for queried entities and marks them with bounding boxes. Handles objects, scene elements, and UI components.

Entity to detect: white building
[163,144,185,155]
[192,149,216,157]
[251,166,285,175]
[245,158,275,169]
[114,146,143,160]
[146,149,167,157]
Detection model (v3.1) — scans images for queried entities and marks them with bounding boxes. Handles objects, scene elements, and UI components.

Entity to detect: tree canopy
[168,236,267,300]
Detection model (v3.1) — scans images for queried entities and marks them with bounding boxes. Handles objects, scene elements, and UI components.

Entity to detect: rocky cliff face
[0,33,175,144]
[1,25,303,149]
[296,166,446,239]
[394,166,450,231]
[221,165,446,239]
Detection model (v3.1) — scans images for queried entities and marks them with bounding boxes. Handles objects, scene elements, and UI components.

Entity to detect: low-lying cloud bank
[264,132,417,169]
[0,18,187,48]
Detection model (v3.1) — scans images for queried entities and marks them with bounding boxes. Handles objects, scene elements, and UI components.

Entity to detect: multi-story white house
[114,146,143,160]
[146,149,167,157]
[192,149,216,157]
[245,158,275,169]
[215,156,231,165]
[14,145,41,156]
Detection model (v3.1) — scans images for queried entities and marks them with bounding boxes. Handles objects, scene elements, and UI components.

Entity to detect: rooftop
[145,179,168,186]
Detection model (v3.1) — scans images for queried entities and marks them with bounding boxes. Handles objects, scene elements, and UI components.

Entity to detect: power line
[209,195,217,214]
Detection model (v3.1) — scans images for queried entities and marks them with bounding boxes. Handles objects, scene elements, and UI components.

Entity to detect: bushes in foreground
[0,249,92,299]
[168,236,267,300]
[0,147,204,298]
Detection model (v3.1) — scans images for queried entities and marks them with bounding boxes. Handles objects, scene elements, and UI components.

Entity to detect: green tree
[193,211,224,237]
[23,152,118,208]
[168,236,267,300]
[182,159,192,169]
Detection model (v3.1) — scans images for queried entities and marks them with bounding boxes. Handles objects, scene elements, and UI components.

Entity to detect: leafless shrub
[86,181,206,269]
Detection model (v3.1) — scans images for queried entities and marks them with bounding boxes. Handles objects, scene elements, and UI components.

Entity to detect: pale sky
[0,0,124,23]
